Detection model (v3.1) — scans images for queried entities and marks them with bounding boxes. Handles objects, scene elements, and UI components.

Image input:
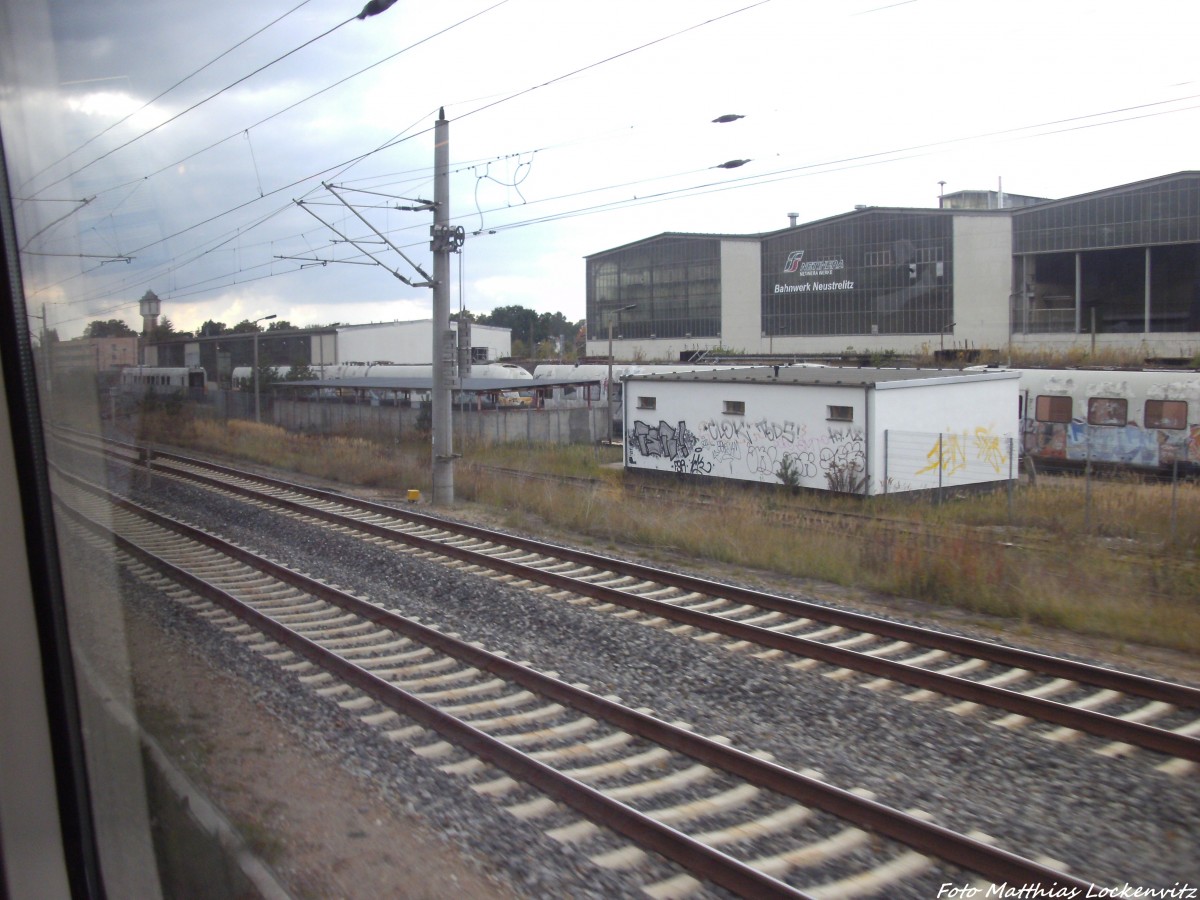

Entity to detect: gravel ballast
[96,460,1200,897]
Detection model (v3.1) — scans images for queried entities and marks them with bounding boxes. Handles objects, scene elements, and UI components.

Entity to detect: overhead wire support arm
[394,197,435,211]
[321,182,434,285]
[273,254,377,266]
[292,198,427,287]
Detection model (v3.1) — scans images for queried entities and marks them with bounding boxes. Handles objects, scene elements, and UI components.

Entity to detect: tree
[284,363,317,381]
[266,319,295,332]
[230,319,264,334]
[83,318,136,338]
[198,320,227,337]
[156,316,183,337]
[476,305,584,358]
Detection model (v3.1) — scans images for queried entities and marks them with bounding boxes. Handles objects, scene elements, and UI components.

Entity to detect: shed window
[1087,397,1128,427]
[827,405,853,422]
[1034,395,1072,423]
[636,396,656,410]
[723,400,745,416]
[1145,400,1187,430]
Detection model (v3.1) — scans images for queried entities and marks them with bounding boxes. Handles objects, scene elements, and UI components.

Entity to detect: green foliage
[415,404,432,435]
[775,454,802,490]
[476,305,584,356]
[284,363,317,381]
[198,320,227,337]
[83,318,136,338]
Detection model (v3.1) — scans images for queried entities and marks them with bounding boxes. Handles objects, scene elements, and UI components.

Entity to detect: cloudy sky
[8,0,1199,338]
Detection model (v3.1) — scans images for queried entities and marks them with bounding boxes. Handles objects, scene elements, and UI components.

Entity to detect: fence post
[1170,456,1179,543]
[1007,435,1014,524]
[1084,425,1093,532]
[883,430,889,495]
[937,432,943,505]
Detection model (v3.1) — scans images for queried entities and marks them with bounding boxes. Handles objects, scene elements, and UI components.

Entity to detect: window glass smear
[0,3,165,895]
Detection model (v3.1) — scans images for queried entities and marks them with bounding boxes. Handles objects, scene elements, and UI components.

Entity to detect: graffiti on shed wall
[915,425,1010,477]
[629,419,698,462]
[628,413,866,488]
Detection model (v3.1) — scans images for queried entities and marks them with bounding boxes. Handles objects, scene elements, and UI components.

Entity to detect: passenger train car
[119,366,208,396]
[1018,368,1200,473]
[228,360,534,386]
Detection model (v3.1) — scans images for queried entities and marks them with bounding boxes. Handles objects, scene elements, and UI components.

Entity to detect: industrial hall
[583,171,1200,361]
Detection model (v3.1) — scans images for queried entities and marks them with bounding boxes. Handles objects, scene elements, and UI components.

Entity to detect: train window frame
[1034,395,1072,423]
[1087,397,1128,427]
[1145,399,1187,430]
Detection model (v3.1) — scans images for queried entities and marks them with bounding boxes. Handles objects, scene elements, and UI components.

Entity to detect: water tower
[139,290,161,335]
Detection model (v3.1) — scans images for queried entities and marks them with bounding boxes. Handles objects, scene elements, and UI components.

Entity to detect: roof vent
[787,212,798,227]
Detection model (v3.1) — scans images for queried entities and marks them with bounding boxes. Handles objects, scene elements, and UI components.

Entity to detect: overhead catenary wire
[25,8,364,201]
[20,0,318,192]
[31,0,1198,329]
[54,91,1200,323]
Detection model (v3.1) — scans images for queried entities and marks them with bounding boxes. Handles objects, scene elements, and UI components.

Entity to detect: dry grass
[133,410,1200,655]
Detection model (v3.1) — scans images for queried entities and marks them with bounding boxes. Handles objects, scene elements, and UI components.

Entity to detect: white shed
[622,366,1021,495]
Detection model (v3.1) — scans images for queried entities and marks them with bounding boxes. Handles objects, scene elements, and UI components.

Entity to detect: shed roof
[624,366,1019,390]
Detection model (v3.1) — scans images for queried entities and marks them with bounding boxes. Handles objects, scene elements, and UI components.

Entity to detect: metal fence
[882,429,1017,496]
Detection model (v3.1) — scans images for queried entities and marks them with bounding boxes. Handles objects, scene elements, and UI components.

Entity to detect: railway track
[53,471,1104,899]
[55,430,1200,772]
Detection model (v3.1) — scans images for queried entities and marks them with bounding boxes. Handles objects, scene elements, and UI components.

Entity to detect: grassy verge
[133,410,1200,655]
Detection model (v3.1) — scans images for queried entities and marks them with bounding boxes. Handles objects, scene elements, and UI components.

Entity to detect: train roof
[624,366,1019,389]
[275,375,598,391]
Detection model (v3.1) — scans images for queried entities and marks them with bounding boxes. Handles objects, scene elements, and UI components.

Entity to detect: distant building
[585,171,1200,360]
[49,336,139,373]
[146,319,512,387]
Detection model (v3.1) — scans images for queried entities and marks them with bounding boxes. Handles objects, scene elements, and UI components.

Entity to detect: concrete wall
[952,215,1014,349]
[871,374,1019,493]
[271,399,606,446]
[720,239,763,352]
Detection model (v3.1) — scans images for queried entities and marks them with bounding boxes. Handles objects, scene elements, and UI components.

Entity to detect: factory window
[1034,395,1073,423]
[827,405,853,422]
[1145,399,1187,429]
[1087,397,1128,427]
[636,396,656,410]
[723,400,746,416]
[761,212,953,338]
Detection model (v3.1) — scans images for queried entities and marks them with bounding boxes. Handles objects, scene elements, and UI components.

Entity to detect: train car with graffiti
[1017,367,1200,474]
[620,366,1021,496]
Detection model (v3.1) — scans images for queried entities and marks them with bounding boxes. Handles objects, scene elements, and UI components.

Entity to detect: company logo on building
[783,250,805,273]
[782,251,846,277]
